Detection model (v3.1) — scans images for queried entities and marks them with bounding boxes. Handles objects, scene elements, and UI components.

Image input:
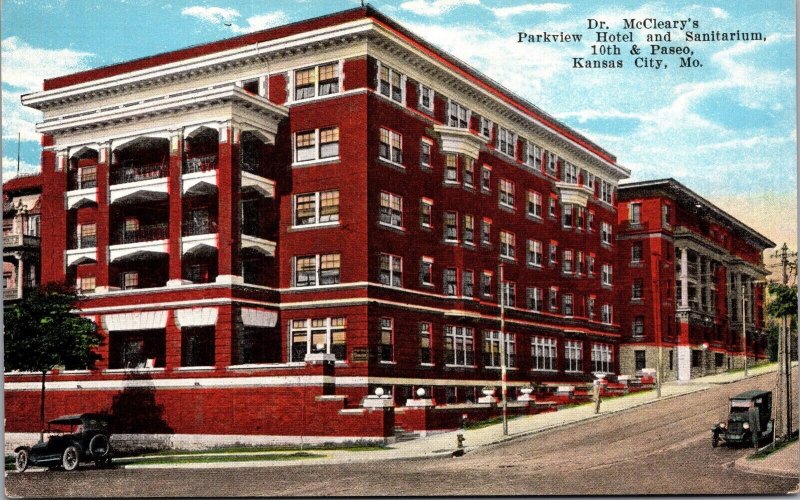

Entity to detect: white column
[704,259,712,312]
[16,257,24,298]
[680,247,689,309]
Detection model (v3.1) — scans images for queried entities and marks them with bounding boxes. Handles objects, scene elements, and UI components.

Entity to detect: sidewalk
[734,440,799,479]
[122,362,783,470]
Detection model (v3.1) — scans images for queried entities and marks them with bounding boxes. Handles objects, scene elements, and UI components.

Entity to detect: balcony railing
[3,232,41,249]
[182,219,218,236]
[68,235,97,250]
[110,162,168,185]
[68,177,98,190]
[3,288,20,300]
[112,224,168,245]
[183,155,218,174]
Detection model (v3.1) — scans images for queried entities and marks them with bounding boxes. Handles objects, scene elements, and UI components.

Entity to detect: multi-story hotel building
[3,176,42,303]
[616,179,773,381]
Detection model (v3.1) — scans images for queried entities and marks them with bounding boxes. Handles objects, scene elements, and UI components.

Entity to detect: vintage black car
[14,413,112,472]
[712,390,774,448]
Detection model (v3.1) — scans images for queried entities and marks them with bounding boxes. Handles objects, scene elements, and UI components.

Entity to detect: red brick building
[5,6,649,446]
[616,179,773,382]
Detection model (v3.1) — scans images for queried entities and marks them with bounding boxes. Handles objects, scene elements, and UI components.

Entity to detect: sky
[1,0,796,253]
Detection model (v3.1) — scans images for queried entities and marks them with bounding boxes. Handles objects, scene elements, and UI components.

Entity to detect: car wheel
[711,434,719,448]
[15,449,29,472]
[88,434,110,458]
[62,445,80,471]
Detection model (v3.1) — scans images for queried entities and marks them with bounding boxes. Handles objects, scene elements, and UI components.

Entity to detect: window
[565,340,583,372]
[109,330,165,369]
[379,128,403,165]
[444,325,474,366]
[379,63,404,102]
[497,127,515,157]
[380,318,394,362]
[575,206,585,229]
[575,251,584,275]
[241,78,260,94]
[121,271,138,290]
[501,281,516,307]
[527,240,543,267]
[588,297,596,319]
[691,349,702,368]
[483,330,515,368]
[379,254,402,287]
[420,140,432,168]
[443,268,458,296]
[549,287,558,311]
[77,276,96,294]
[633,316,644,337]
[631,242,643,262]
[562,249,573,274]
[562,162,579,184]
[420,257,434,286]
[601,222,612,245]
[79,165,97,189]
[182,327,215,367]
[499,179,515,208]
[546,152,558,175]
[562,203,573,228]
[294,62,339,100]
[444,154,459,184]
[481,218,491,246]
[294,190,339,226]
[601,264,613,286]
[601,304,613,324]
[592,343,613,373]
[463,214,475,244]
[379,191,403,228]
[600,180,613,204]
[481,165,491,192]
[532,336,556,371]
[527,287,542,311]
[80,223,97,248]
[463,158,474,188]
[419,84,434,112]
[629,202,642,224]
[562,293,574,316]
[290,317,346,362]
[526,142,542,169]
[549,242,558,266]
[444,211,458,242]
[632,279,644,300]
[662,203,671,227]
[481,271,492,297]
[462,270,474,297]
[500,231,515,260]
[294,127,339,162]
[527,191,542,218]
[585,171,595,189]
[587,254,596,275]
[635,350,646,371]
[420,198,433,228]
[448,100,470,129]
[186,264,210,284]
[479,117,492,139]
[548,196,557,219]
[419,322,432,364]
[124,217,139,232]
[587,210,595,231]
[294,253,341,287]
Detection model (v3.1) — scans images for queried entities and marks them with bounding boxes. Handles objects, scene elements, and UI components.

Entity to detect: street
[6,371,798,496]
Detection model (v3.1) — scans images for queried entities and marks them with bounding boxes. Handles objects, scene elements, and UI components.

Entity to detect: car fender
[14,446,30,454]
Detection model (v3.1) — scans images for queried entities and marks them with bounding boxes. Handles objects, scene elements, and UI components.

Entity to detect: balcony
[182,220,218,255]
[3,232,40,250]
[433,125,488,159]
[109,162,169,205]
[182,155,218,196]
[66,174,99,210]
[241,170,275,198]
[109,224,169,263]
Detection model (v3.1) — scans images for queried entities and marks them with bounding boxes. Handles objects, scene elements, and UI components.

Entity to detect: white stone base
[362,396,394,408]
[477,396,498,404]
[676,346,692,381]
[215,274,244,285]
[304,352,336,364]
[166,279,192,287]
[405,398,435,407]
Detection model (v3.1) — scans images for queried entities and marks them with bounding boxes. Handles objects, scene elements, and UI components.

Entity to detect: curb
[733,456,799,479]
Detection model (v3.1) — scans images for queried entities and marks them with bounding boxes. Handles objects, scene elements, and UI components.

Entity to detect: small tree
[767,282,798,359]
[4,283,102,440]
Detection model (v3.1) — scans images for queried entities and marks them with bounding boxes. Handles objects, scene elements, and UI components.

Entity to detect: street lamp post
[498,262,508,436]
[653,254,663,398]
[741,284,748,377]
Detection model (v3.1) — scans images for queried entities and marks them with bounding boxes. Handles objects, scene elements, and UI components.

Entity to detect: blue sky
[1,0,796,248]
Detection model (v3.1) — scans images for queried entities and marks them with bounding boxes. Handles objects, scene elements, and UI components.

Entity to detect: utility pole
[499,262,508,436]
[773,242,796,441]
[742,283,748,377]
[653,254,663,398]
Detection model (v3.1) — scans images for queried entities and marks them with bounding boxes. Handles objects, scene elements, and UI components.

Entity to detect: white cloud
[710,7,729,19]
[399,0,480,17]
[180,6,239,25]
[1,36,93,91]
[2,156,40,180]
[491,3,570,19]
[230,12,289,34]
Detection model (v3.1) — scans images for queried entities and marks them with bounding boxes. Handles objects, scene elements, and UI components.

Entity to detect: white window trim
[379,253,403,288]
[289,317,347,362]
[292,190,340,229]
[376,61,406,105]
[378,128,404,168]
[293,253,341,288]
[290,60,343,104]
[292,127,340,166]
[418,83,434,113]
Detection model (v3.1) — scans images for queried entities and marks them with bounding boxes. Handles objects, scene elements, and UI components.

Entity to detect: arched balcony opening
[68,147,99,191]
[240,131,273,179]
[183,127,219,175]
[111,137,169,186]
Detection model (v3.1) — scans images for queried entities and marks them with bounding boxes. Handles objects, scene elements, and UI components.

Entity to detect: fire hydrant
[452,432,466,457]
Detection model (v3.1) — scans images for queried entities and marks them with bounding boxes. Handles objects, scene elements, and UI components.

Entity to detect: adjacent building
[616,179,773,381]
[3,175,42,303]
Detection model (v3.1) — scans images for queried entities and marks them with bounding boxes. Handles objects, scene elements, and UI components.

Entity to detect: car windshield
[730,407,749,414]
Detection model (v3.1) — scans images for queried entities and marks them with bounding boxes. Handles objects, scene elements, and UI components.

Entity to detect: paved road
[6,371,798,497]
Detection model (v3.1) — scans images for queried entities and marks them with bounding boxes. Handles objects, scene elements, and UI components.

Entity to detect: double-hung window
[629,202,642,225]
[294,190,340,226]
[379,64,404,103]
[77,276,96,295]
[481,165,491,192]
[546,152,558,175]
[499,178,515,209]
[526,142,541,169]
[601,222,613,245]
[379,192,403,228]
[601,264,613,286]
[632,316,645,337]
[565,340,583,372]
[548,196,557,219]
[527,240,543,267]
[294,253,341,287]
[479,117,492,139]
[294,127,339,162]
[380,318,394,362]
[444,154,459,184]
[481,218,491,246]
[631,242,643,263]
[420,140,432,169]
[294,62,339,100]
[463,214,475,245]
[592,343,613,373]
[420,198,433,228]
[443,268,458,296]
[481,271,492,297]
[497,127,515,157]
[379,128,403,165]
[562,249,574,274]
[462,270,474,297]
[562,293,574,316]
[444,211,458,242]
[419,322,432,364]
[448,100,470,129]
[562,162,578,184]
[632,279,644,300]
[500,231,515,260]
[419,84,434,112]
[379,254,402,287]
[290,317,347,362]
[549,287,558,311]
[600,180,613,204]
[501,281,516,307]
[562,203,573,228]
[463,158,474,188]
[527,287,543,311]
[483,330,515,368]
[549,242,558,266]
[444,325,474,366]
[527,191,542,218]
[531,336,556,371]
[420,257,434,286]
[601,304,613,324]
